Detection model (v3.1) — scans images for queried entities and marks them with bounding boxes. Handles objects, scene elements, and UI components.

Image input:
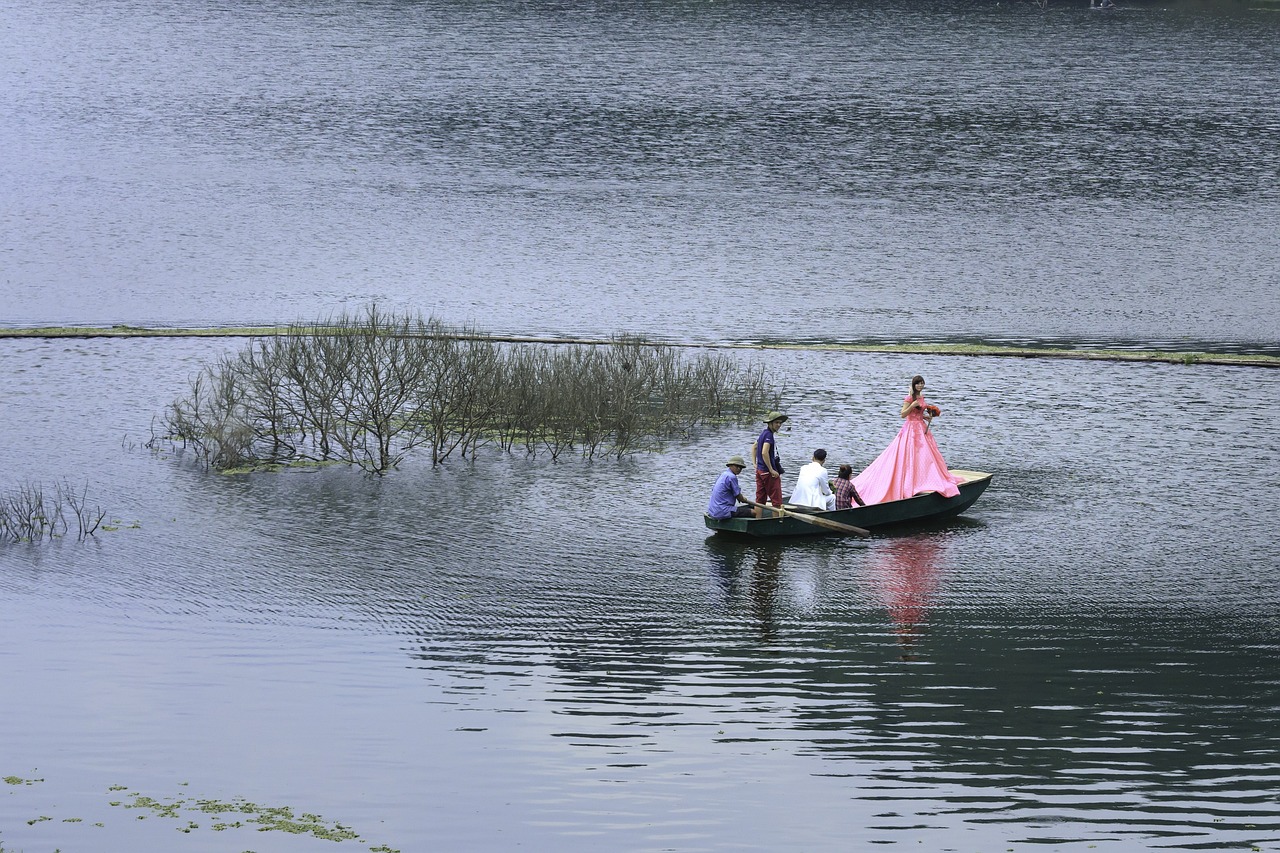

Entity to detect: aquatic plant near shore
[0,776,401,851]
[157,307,778,474]
[0,480,105,543]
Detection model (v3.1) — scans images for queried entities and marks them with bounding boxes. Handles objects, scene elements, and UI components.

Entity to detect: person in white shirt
[790,448,836,511]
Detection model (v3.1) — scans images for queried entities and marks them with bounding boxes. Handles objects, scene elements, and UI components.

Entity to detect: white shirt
[791,460,835,510]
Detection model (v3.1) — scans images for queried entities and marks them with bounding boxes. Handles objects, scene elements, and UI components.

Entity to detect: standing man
[707,456,754,519]
[753,411,787,518]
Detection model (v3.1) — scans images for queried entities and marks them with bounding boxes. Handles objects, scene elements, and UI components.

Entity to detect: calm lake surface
[3,0,1280,851]
[3,0,1280,350]
[2,340,1280,852]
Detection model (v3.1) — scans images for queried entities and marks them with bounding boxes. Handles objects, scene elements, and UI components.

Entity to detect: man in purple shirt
[707,456,754,519]
[753,411,787,518]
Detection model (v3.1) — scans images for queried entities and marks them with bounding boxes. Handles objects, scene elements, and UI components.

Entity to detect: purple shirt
[707,469,743,519]
[754,427,779,474]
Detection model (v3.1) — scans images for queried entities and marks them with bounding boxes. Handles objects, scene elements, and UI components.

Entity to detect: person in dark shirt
[752,411,787,518]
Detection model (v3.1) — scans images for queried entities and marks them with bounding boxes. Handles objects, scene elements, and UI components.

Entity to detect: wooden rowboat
[703,470,993,538]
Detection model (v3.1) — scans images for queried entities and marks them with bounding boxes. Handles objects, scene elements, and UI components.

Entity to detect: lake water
[3,0,1279,350]
[3,0,1280,852]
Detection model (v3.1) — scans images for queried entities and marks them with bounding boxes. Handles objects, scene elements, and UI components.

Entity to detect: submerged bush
[158,307,779,474]
[0,481,105,543]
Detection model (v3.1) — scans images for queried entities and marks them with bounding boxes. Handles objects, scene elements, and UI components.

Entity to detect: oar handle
[744,498,870,538]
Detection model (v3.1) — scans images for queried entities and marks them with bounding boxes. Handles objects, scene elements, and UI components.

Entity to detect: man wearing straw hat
[752,411,788,518]
[707,456,754,520]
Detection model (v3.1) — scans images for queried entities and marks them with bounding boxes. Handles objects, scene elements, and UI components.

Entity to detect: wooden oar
[745,499,870,538]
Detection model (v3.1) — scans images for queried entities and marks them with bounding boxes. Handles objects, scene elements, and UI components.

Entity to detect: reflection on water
[866,535,944,661]
[4,295,1280,845]
[697,530,1280,848]
[706,537,835,641]
[743,544,786,641]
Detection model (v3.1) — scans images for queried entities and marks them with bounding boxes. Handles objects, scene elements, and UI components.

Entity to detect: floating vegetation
[3,775,44,786]
[154,307,778,474]
[0,481,105,544]
[2,776,400,852]
[110,789,397,850]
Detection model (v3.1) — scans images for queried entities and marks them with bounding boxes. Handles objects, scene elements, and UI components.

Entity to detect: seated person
[707,455,755,519]
[790,448,836,511]
[833,464,866,510]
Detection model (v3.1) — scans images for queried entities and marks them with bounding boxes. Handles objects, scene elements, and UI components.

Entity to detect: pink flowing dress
[852,395,962,504]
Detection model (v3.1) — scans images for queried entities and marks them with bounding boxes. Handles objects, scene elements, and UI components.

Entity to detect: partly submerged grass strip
[766,341,1280,368]
[2,324,320,338]
[1,325,1277,368]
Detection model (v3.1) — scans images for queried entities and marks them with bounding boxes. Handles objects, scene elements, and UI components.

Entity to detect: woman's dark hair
[910,374,925,400]
[813,448,827,462]
[837,464,852,479]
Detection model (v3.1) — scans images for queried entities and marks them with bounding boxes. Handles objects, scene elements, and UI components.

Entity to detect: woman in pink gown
[853,375,962,504]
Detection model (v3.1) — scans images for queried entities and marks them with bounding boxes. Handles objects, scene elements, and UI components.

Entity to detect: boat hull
[704,470,992,538]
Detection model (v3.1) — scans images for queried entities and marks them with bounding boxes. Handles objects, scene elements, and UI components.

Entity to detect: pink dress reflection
[868,537,942,660]
[853,394,962,504]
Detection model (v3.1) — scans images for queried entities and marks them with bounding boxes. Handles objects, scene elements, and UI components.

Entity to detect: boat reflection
[705,531,946,657]
[705,537,786,639]
[704,537,834,639]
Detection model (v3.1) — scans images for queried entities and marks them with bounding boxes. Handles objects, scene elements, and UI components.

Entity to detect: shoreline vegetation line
[1,325,1276,368]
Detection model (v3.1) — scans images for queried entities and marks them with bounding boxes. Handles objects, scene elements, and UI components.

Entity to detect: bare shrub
[157,308,779,474]
[0,481,106,544]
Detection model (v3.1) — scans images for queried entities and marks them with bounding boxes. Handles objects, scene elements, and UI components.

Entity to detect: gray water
[3,0,1279,350]
[3,0,1280,851]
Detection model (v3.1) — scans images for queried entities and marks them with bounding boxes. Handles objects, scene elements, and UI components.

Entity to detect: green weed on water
[111,790,398,850]
[3,774,399,852]
[3,776,44,786]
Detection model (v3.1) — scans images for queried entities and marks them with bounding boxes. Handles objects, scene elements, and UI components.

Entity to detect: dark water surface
[2,338,1279,851]
[2,0,1279,350]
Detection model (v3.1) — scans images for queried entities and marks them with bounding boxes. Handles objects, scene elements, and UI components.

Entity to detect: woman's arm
[900,397,920,418]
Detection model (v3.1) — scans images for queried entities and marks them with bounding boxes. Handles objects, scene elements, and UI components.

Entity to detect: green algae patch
[107,789,398,850]
[6,774,405,853]
[4,775,44,786]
